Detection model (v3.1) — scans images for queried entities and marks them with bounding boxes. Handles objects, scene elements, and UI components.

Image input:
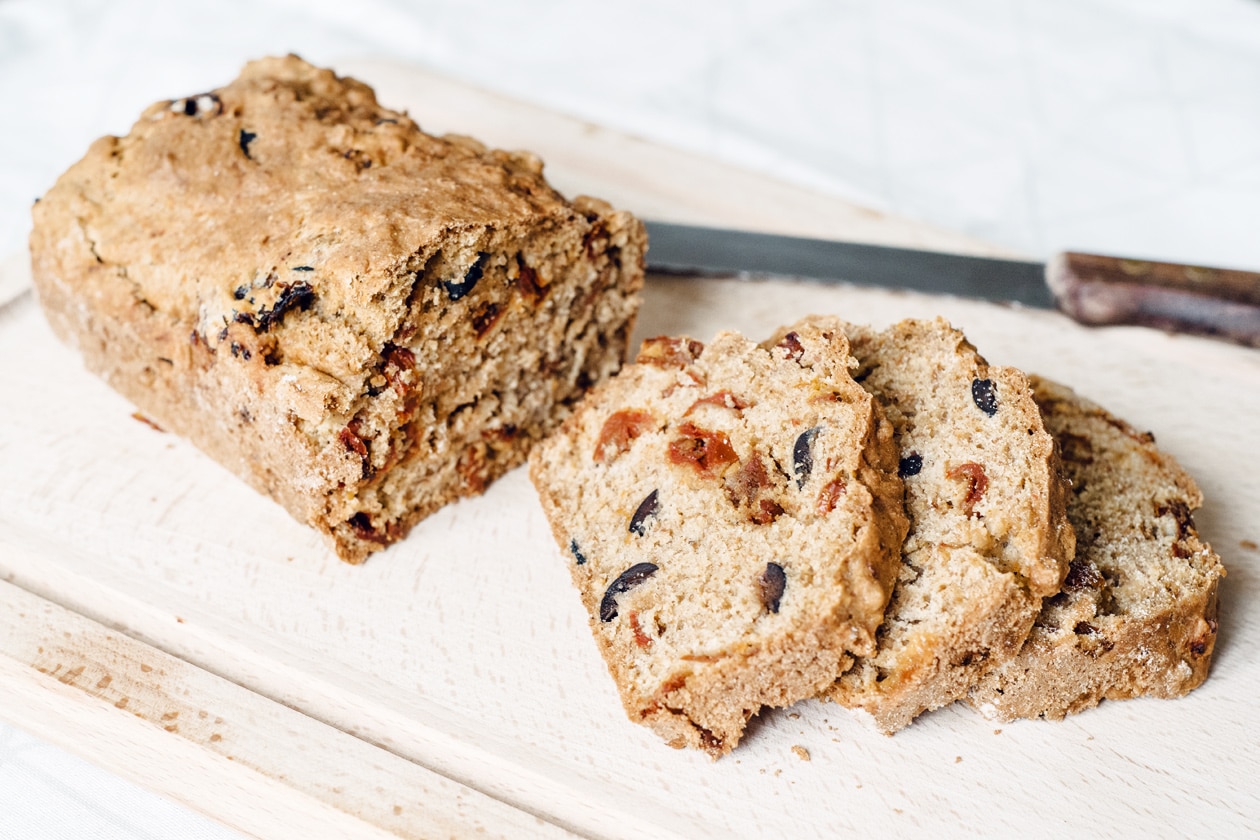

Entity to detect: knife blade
[643,221,1260,347]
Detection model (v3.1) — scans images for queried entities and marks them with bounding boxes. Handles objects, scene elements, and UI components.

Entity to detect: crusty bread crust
[529,324,907,757]
[30,55,644,562]
[967,376,1224,720]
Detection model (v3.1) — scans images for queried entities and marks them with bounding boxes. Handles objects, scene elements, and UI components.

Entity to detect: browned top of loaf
[30,54,581,389]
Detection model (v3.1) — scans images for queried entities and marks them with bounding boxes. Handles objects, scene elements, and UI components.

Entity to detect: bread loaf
[30,55,645,562]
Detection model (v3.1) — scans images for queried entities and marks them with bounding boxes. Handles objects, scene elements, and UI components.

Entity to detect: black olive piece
[442,252,489,301]
[792,426,821,489]
[173,92,222,118]
[291,265,315,272]
[569,538,587,566]
[757,562,786,614]
[898,452,923,477]
[256,280,316,332]
[239,129,257,159]
[233,285,249,301]
[629,489,660,536]
[599,562,659,622]
[972,378,999,416]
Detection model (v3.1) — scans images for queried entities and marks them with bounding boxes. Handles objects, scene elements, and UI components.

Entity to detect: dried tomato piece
[338,426,369,459]
[636,336,704,368]
[628,611,653,649]
[1063,559,1103,590]
[667,422,738,478]
[347,512,391,544]
[946,462,989,513]
[382,344,416,395]
[457,443,490,494]
[594,409,656,464]
[471,300,502,338]
[723,454,784,524]
[755,499,785,524]
[582,221,609,258]
[776,331,805,363]
[816,478,847,515]
[684,390,750,415]
[516,258,549,304]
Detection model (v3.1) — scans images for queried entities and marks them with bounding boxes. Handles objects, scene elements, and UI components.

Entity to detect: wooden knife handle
[1046,252,1260,347]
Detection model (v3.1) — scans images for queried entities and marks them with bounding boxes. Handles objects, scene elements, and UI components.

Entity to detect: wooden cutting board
[2,59,1258,839]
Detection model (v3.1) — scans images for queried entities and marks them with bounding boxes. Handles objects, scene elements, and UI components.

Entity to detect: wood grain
[0,579,575,840]
[2,59,1258,838]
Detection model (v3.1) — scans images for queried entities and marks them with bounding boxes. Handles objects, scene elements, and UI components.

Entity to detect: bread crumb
[954,755,963,764]
[788,712,800,720]
[791,745,811,761]
[993,729,1002,735]
[1241,539,1258,551]
[131,411,165,432]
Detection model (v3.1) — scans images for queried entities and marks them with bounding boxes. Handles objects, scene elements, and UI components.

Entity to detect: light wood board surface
[2,59,1258,838]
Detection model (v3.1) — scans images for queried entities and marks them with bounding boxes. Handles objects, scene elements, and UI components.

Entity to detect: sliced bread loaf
[529,323,907,756]
[774,317,1075,733]
[967,376,1225,720]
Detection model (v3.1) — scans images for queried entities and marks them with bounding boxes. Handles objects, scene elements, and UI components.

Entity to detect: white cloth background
[1,0,1257,836]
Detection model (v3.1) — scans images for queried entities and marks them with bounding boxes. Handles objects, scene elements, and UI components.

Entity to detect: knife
[643,221,1260,348]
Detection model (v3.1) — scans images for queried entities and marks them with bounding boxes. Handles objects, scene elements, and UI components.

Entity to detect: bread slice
[967,376,1225,720]
[529,324,907,756]
[774,317,1075,733]
[29,55,644,562]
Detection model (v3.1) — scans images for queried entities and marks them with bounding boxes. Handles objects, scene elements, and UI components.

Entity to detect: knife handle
[1046,252,1260,347]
